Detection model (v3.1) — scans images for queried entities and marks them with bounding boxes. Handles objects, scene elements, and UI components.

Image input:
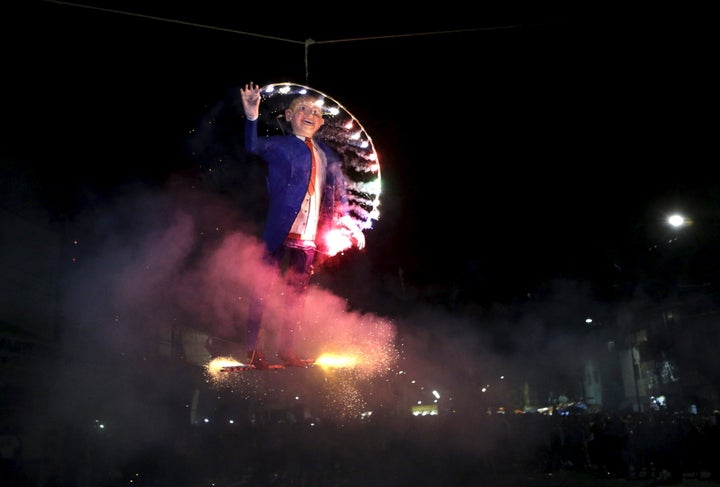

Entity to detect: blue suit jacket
[245,118,348,253]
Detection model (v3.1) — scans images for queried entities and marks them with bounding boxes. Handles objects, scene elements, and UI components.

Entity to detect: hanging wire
[42,0,523,83]
[41,0,306,45]
[304,39,315,85]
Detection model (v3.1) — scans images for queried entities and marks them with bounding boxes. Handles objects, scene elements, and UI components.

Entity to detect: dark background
[4,1,718,306]
[2,5,720,486]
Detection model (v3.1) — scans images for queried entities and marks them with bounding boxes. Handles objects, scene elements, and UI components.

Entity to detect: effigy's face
[286,97,324,138]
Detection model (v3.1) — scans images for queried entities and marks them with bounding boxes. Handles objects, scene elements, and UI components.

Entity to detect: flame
[206,356,244,378]
[322,228,353,257]
[314,353,359,370]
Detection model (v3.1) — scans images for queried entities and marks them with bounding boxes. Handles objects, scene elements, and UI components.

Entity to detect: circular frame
[257,82,381,231]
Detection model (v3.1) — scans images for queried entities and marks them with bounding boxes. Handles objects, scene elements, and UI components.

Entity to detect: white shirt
[289,136,326,242]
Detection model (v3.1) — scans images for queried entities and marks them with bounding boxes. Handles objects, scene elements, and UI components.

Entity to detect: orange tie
[305,137,317,195]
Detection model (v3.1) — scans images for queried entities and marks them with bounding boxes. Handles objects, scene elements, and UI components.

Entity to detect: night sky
[3,5,720,484]
[4,2,718,306]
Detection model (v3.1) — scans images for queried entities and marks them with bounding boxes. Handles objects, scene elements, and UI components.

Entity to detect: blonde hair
[287,95,323,117]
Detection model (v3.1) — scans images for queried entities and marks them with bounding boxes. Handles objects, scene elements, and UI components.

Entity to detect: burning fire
[203,353,359,383]
[205,356,245,379]
[322,228,354,257]
[314,353,358,370]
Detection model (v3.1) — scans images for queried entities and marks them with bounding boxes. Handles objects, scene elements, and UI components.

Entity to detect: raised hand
[240,82,261,120]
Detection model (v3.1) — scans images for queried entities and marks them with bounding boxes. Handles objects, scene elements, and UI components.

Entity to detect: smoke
[51,171,403,410]
[3,156,609,484]
[55,171,600,398]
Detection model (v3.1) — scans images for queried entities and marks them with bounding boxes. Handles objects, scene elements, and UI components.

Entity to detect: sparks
[322,228,354,257]
[315,353,359,370]
[206,356,244,379]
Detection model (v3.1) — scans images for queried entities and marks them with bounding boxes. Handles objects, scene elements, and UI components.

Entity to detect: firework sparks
[314,353,359,370]
[205,356,247,384]
[322,228,354,257]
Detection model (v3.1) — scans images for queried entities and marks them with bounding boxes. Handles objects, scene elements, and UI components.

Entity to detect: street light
[667,214,686,228]
[610,213,693,412]
[667,212,696,231]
